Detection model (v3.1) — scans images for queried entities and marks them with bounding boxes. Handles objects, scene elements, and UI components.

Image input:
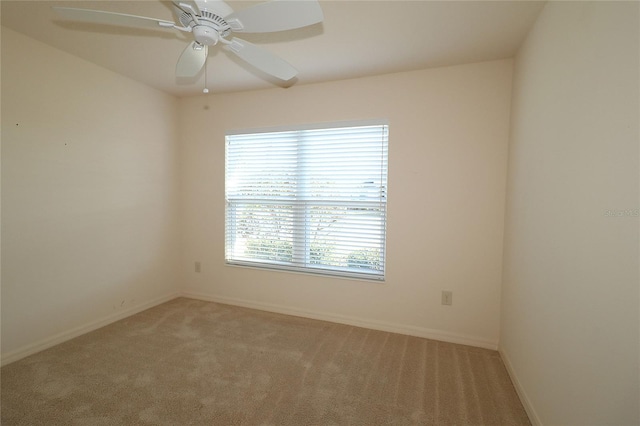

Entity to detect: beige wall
[1,28,180,362]
[500,2,639,425]
[179,59,513,349]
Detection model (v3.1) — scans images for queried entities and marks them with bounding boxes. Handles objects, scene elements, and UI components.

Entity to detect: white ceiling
[1,0,545,97]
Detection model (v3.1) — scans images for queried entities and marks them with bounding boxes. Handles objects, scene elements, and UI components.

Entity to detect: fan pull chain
[203,46,209,94]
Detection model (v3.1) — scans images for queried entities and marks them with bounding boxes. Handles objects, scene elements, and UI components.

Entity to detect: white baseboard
[1,292,181,366]
[1,290,499,366]
[499,347,542,426]
[181,291,498,350]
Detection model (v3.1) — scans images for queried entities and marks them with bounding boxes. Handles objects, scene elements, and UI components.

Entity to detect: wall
[500,2,639,425]
[179,59,513,349]
[1,28,181,363]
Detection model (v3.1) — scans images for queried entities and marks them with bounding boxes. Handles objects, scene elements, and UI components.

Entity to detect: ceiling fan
[53,0,324,89]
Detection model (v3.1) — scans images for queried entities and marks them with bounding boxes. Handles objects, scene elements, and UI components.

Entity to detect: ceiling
[1,0,545,97]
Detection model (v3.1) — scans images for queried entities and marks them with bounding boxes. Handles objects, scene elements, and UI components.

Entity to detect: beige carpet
[1,298,530,425]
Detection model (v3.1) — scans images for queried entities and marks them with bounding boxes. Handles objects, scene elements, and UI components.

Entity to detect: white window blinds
[225,121,388,280]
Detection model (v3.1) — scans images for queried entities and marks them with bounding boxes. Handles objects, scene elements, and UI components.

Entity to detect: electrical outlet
[441,291,453,306]
[195,261,201,273]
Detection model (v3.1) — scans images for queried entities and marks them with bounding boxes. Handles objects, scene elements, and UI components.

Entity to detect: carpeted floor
[1,297,530,425]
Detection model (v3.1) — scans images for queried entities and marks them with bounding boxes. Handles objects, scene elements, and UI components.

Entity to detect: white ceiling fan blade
[176,42,208,78]
[226,38,297,81]
[225,0,323,33]
[53,7,176,30]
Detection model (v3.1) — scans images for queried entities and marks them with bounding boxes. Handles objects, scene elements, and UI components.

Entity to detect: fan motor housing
[193,25,219,45]
[174,4,232,40]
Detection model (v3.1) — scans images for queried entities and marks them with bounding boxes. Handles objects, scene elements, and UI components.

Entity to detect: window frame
[225,119,389,281]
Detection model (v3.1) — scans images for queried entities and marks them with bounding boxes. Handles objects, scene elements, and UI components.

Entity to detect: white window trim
[225,119,389,281]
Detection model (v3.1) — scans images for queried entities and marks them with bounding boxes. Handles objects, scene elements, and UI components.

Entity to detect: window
[225,121,388,280]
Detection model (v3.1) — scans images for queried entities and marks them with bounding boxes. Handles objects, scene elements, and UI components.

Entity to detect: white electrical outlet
[442,291,453,306]
[195,261,201,273]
